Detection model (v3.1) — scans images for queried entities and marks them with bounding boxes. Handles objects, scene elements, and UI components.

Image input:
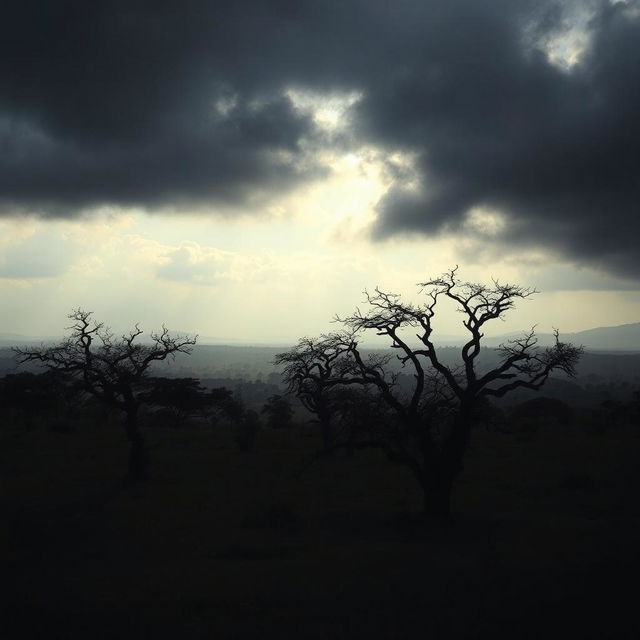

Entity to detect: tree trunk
[320,418,333,451]
[124,409,148,481]
[422,408,473,517]
[422,472,453,518]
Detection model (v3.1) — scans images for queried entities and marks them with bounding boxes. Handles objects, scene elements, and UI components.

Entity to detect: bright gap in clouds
[285,88,364,132]
[527,0,633,71]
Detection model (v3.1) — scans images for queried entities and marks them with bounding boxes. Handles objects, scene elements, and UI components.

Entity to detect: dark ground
[2,420,640,638]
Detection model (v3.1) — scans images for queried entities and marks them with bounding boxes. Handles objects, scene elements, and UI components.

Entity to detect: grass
[2,418,640,638]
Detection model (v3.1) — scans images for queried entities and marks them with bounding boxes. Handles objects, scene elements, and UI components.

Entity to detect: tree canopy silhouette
[275,336,355,449]
[141,377,210,428]
[13,309,197,480]
[262,394,294,429]
[278,268,583,517]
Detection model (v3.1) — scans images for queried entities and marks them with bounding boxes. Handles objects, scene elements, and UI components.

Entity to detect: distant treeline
[2,345,639,407]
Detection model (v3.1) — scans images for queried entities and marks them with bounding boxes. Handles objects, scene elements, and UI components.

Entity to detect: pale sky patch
[1,205,639,342]
[285,88,363,132]
[524,1,598,71]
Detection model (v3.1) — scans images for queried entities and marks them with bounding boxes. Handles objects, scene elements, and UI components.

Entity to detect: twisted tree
[280,268,583,517]
[14,309,197,480]
[275,336,354,449]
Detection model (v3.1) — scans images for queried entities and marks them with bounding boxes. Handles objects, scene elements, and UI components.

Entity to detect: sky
[1,0,640,343]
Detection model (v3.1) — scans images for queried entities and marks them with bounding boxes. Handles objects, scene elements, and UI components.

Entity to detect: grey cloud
[362,1,640,278]
[1,1,640,277]
[528,263,640,292]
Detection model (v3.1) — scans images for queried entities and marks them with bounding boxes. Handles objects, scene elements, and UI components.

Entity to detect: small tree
[275,336,354,449]
[13,309,197,480]
[262,394,294,429]
[0,370,85,432]
[142,377,211,428]
[209,387,244,426]
[280,268,583,517]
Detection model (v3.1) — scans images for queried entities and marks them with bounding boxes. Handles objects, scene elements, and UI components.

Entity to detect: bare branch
[13,309,197,409]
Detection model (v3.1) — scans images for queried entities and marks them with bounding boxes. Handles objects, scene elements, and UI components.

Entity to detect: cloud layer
[2,1,640,276]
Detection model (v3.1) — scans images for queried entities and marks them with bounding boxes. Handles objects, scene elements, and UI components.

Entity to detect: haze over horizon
[3,320,640,352]
[2,1,640,340]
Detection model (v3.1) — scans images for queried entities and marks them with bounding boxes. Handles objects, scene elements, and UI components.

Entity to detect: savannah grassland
[3,416,640,639]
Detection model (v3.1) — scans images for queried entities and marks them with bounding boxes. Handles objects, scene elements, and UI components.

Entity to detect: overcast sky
[1,0,639,342]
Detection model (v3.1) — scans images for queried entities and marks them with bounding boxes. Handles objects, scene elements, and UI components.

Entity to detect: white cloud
[157,242,279,286]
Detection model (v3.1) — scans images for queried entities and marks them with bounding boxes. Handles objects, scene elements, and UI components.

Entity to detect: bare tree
[281,268,583,517]
[13,309,197,480]
[275,336,354,449]
[281,330,455,514]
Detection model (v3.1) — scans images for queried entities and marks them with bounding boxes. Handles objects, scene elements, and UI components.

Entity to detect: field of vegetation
[3,414,640,638]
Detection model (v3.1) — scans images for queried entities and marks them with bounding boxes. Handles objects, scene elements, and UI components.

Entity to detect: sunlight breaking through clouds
[463,208,508,238]
[285,88,364,132]
[534,5,595,70]
[526,0,640,71]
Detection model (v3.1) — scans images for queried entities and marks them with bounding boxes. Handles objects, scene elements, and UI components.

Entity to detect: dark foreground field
[3,421,640,639]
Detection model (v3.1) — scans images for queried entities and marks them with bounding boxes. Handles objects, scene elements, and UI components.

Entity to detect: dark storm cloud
[2,1,640,276]
[366,1,640,278]
[0,0,333,215]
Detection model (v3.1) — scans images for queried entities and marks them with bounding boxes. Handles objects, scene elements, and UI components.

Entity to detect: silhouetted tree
[209,387,244,425]
[281,268,583,517]
[142,377,210,428]
[275,336,354,449]
[0,370,80,429]
[13,309,197,480]
[262,394,294,429]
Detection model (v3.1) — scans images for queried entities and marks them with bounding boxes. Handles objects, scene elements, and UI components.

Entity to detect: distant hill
[562,322,640,351]
[432,323,640,352]
[0,333,62,348]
